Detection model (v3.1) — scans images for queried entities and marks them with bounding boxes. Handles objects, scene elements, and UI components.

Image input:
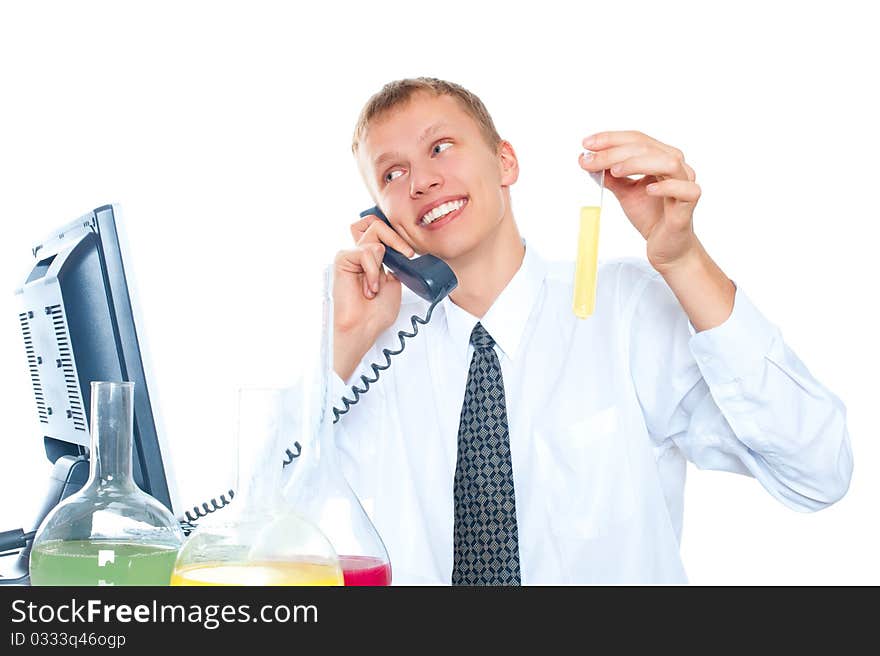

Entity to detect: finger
[683,162,696,182]
[356,243,384,297]
[335,249,374,299]
[608,152,689,180]
[583,131,683,160]
[359,219,415,257]
[366,242,386,293]
[601,170,640,194]
[350,215,376,243]
[580,143,652,173]
[336,248,379,298]
[335,248,366,274]
[645,179,702,204]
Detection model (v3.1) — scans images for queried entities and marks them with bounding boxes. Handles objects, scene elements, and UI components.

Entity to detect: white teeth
[421,199,465,225]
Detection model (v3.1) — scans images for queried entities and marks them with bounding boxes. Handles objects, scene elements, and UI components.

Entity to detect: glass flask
[171,386,343,586]
[283,266,392,585]
[29,381,184,586]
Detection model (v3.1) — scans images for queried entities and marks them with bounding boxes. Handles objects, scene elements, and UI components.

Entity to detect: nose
[409,164,443,197]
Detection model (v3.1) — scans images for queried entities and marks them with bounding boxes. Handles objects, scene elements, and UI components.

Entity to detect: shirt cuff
[688,287,779,384]
[334,370,353,402]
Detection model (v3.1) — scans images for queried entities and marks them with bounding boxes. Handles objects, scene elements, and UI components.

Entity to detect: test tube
[573,156,604,318]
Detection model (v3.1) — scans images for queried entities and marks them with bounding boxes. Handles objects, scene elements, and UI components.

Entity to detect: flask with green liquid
[29,381,184,585]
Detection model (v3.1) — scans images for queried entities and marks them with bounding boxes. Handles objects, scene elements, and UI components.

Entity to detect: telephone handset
[181,207,457,526]
[358,206,458,304]
[326,207,458,422]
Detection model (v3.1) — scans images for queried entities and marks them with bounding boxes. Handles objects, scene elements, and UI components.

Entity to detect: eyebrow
[373,122,450,170]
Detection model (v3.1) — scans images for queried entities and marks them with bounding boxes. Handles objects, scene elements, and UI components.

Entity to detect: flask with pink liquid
[283,267,392,586]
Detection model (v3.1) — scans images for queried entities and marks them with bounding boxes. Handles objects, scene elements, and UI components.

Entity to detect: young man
[331,78,852,584]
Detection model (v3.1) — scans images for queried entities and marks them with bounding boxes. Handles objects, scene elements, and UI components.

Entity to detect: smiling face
[356,92,519,264]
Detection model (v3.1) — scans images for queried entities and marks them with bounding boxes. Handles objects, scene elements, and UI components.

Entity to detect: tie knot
[470,322,495,350]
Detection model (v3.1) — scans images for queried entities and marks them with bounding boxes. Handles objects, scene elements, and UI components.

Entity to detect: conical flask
[283,267,392,585]
[171,386,343,586]
[29,381,184,586]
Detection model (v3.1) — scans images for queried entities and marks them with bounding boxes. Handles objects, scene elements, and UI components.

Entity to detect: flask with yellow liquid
[170,387,343,586]
[573,159,605,319]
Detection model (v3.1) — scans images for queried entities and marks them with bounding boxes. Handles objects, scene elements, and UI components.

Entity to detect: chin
[427,235,484,263]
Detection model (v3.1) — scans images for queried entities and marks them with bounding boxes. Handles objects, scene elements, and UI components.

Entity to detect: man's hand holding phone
[333,211,415,381]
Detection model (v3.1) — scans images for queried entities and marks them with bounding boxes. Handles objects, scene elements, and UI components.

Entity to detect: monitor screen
[14,204,174,513]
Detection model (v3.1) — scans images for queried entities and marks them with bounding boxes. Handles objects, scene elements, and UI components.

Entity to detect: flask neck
[234,388,288,511]
[312,265,340,468]
[87,382,136,488]
[306,407,339,470]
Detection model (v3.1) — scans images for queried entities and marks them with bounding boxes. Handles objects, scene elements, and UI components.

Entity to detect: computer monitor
[7,204,177,580]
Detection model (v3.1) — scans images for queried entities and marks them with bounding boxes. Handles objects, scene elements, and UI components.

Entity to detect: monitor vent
[47,304,86,432]
[19,311,48,424]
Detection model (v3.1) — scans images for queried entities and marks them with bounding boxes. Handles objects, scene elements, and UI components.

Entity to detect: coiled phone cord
[181,442,303,523]
[331,298,441,424]
[182,491,235,523]
[180,299,440,525]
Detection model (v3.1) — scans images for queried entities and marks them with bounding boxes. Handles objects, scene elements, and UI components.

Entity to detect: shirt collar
[442,240,547,362]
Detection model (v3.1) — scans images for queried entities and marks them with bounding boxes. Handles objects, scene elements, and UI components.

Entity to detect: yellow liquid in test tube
[573,205,601,318]
[170,560,344,586]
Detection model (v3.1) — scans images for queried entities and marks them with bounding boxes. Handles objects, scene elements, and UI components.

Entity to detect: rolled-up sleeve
[630,267,853,512]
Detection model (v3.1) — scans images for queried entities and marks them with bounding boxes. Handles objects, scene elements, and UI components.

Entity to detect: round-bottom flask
[171,387,342,586]
[284,434,392,585]
[29,382,184,586]
[283,267,392,585]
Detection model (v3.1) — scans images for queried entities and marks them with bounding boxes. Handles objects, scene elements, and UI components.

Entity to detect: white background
[1,1,876,584]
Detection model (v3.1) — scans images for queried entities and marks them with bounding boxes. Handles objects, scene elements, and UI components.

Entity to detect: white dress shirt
[331,243,853,584]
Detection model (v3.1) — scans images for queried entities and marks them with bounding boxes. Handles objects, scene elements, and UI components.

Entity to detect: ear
[356,144,390,206]
[498,140,519,187]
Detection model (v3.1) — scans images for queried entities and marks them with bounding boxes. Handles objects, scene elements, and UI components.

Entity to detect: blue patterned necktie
[452,322,521,585]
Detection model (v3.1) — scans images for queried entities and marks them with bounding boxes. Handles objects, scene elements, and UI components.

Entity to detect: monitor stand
[0,454,88,585]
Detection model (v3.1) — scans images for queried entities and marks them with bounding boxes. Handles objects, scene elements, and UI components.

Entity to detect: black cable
[332,298,440,423]
[180,437,304,525]
[179,438,304,526]
[182,491,235,523]
[282,441,302,466]
[0,529,35,585]
[0,575,28,585]
[0,529,35,553]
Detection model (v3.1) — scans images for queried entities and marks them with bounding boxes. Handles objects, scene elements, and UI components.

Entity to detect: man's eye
[384,169,404,183]
[433,142,452,155]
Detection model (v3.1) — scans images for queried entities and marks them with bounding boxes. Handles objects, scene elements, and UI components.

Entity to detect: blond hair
[351,77,502,155]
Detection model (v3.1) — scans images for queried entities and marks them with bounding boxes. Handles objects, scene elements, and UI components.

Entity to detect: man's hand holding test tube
[576,131,735,331]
